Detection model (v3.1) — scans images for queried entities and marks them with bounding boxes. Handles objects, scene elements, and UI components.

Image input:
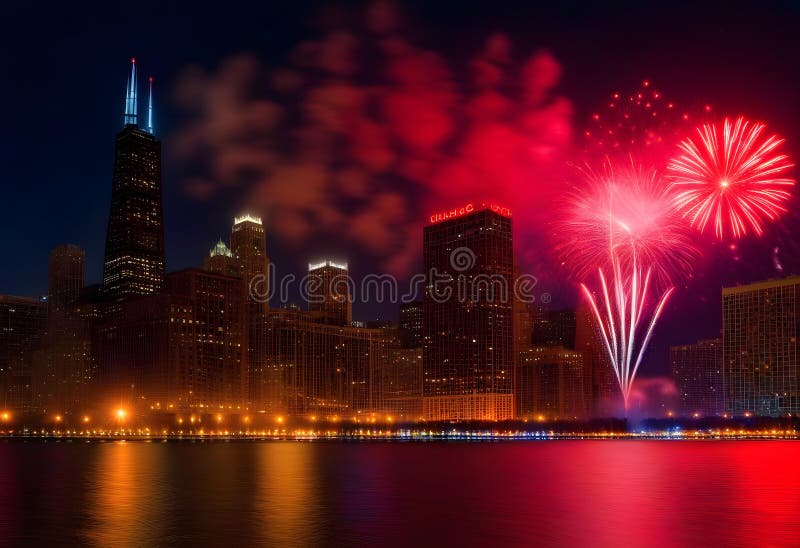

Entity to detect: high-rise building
[94,269,247,409]
[35,245,92,413]
[0,295,47,412]
[532,306,576,348]
[723,277,800,416]
[261,308,393,416]
[230,214,270,409]
[307,260,351,326]
[102,59,164,300]
[48,245,85,317]
[671,338,723,417]
[422,203,514,421]
[231,214,269,299]
[383,347,424,419]
[204,239,240,278]
[399,301,423,349]
[516,346,587,420]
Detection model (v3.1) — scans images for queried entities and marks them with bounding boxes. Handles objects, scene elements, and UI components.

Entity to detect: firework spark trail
[559,161,692,411]
[581,254,674,409]
[667,116,795,239]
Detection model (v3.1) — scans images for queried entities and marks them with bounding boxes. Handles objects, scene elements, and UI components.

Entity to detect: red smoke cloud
[171,1,573,276]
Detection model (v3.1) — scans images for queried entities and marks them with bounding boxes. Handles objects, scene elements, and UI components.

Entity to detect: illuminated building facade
[307,260,351,326]
[671,338,723,417]
[383,347,423,419]
[0,295,47,412]
[95,269,247,409]
[262,308,393,416]
[422,206,514,421]
[399,301,423,349]
[35,245,93,413]
[723,277,800,416]
[230,214,270,409]
[516,346,587,420]
[102,59,164,300]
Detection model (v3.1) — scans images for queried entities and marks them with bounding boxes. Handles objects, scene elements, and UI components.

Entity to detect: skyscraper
[231,214,269,299]
[35,245,92,413]
[102,59,164,300]
[307,260,351,326]
[398,301,423,349]
[0,295,47,412]
[422,203,514,421]
[48,245,85,317]
[723,277,800,416]
[230,214,270,408]
[671,338,723,417]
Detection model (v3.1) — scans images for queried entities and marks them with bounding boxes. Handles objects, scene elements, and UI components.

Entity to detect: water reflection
[0,441,797,546]
[255,442,319,546]
[84,441,168,547]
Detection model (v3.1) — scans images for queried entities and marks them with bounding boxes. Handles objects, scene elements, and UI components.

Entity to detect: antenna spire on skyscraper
[147,76,154,134]
[124,57,138,126]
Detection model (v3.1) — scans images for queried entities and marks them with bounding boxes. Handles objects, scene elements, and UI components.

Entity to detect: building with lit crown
[307,260,351,326]
[102,59,164,301]
[422,204,514,421]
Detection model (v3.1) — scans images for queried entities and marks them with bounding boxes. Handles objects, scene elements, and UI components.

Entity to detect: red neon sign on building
[428,202,512,224]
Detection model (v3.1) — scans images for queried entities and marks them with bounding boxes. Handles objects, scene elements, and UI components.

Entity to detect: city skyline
[4,2,800,384]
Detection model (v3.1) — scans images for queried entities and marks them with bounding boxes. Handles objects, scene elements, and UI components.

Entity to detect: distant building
[423,204,514,421]
[532,306,576,348]
[671,338,723,417]
[516,346,587,420]
[260,308,393,416]
[204,239,240,278]
[0,295,47,412]
[383,347,423,420]
[94,269,247,410]
[230,214,270,410]
[307,260,351,326]
[399,301,423,349]
[35,245,93,413]
[723,277,800,416]
[231,214,269,298]
[102,59,164,300]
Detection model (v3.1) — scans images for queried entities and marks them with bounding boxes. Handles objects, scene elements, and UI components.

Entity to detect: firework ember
[667,116,795,239]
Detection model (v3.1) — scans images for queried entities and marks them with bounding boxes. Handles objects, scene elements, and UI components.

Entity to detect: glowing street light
[0,411,11,422]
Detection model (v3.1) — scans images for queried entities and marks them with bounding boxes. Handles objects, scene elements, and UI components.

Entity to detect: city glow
[667,117,795,239]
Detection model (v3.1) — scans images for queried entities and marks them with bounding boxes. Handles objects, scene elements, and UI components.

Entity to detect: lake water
[0,440,797,547]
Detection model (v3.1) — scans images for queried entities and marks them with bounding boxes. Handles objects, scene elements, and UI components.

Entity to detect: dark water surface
[0,440,797,547]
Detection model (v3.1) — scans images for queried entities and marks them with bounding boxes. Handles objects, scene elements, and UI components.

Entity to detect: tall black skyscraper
[102,59,164,300]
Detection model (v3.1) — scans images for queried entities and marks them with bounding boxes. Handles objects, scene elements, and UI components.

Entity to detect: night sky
[3,0,800,376]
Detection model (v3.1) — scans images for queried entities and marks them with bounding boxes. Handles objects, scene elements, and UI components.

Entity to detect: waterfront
[0,441,797,547]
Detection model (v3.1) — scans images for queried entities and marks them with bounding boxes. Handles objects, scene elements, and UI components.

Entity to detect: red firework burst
[667,117,795,239]
[558,161,697,287]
